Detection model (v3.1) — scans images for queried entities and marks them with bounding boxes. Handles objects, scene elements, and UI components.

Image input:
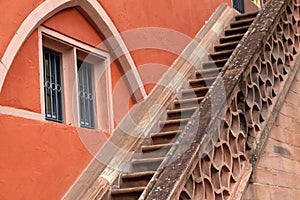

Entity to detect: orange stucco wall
[0,7,134,114]
[0,0,44,58]
[0,0,232,60]
[0,30,40,112]
[0,8,112,200]
[0,114,109,200]
[99,0,232,93]
[100,0,231,36]
[0,0,232,95]
[43,8,107,50]
[0,0,232,199]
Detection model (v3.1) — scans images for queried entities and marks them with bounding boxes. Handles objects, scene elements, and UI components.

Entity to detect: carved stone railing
[63,4,236,200]
[145,0,300,199]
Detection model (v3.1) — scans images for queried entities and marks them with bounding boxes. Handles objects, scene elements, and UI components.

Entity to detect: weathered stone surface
[245,68,300,199]
[147,0,300,199]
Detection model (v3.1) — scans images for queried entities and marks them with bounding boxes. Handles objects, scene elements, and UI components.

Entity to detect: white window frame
[38,26,114,133]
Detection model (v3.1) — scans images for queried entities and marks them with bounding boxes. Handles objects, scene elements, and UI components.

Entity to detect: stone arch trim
[0,0,146,102]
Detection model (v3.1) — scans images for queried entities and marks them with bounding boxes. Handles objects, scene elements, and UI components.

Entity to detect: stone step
[174,96,204,109]
[111,186,146,200]
[132,157,164,165]
[131,157,164,172]
[196,67,222,78]
[219,33,244,44]
[141,143,174,152]
[230,18,254,28]
[235,11,258,21]
[120,171,155,188]
[202,59,227,69]
[159,118,190,127]
[214,41,239,52]
[150,130,180,145]
[209,49,234,60]
[181,86,209,98]
[189,77,216,87]
[224,25,250,36]
[167,107,196,119]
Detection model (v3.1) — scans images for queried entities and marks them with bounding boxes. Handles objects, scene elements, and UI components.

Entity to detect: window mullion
[84,64,89,127]
[83,64,87,126]
[53,52,59,121]
[78,61,83,126]
[44,51,49,118]
[88,65,94,128]
[56,54,62,122]
[49,52,55,119]
[85,64,90,127]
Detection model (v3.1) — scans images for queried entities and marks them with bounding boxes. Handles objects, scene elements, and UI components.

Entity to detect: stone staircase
[63,1,300,199]
[110,11,258,200]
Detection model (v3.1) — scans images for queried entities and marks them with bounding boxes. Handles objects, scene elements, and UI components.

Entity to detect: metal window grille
[77,61,95,129]
[43,48,63,122]
[233,0,245,13]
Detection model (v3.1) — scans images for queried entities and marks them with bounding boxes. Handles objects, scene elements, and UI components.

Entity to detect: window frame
[38,26,114,132]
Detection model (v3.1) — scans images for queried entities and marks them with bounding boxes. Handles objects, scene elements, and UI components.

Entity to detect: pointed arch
[0,0,146,102]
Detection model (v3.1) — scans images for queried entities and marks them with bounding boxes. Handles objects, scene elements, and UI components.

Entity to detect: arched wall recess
[0,0,146,102]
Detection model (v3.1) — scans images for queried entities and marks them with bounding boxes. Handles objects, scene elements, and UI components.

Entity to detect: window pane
[43,48,63,122]
[77,60,95,129]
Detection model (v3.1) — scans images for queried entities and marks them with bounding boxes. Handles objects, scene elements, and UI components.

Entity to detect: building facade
[2,0,299,200]
[0,0,231,199]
